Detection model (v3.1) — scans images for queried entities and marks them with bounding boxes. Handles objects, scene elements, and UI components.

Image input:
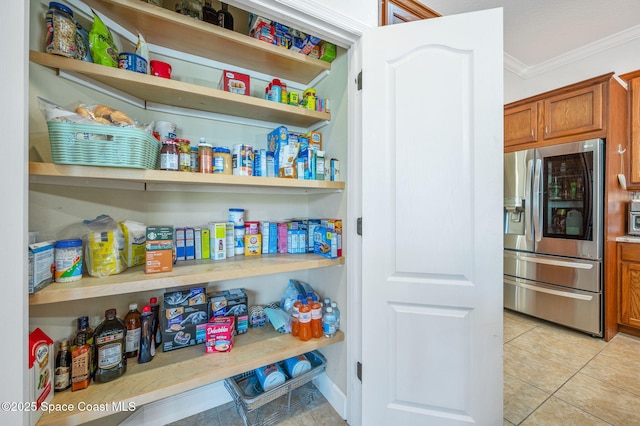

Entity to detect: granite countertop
[616,235,640,243]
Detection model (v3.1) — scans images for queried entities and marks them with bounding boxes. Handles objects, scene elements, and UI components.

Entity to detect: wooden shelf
[30,254,345,305]
[29,162,345,194]
[80,0,331,85]
[36,327,345,426]
[30,51,330,128]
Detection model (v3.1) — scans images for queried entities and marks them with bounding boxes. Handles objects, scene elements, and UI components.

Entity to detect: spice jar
[175,138,191,172]
[46,2,78,59]
[213,146,232,174]
[160,140,179,171]
[198,139,213,173]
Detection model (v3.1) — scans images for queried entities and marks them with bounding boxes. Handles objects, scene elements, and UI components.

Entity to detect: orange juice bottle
[310,296,323,338]
[291,296,303,337]
[298,300,311,342]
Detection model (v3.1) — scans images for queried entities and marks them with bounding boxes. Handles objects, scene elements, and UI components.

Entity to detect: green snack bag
[89,11,119,67]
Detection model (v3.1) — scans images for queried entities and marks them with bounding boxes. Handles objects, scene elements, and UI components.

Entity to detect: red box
[205,317,235,353]
[219,70,250,96]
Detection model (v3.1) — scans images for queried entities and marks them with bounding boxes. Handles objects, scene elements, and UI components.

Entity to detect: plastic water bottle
[323,307,337,338]
[323,298,331,315]
[331,302,340,331]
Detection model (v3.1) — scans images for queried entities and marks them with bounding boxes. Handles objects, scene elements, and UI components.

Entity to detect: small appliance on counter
[628,199,640,236]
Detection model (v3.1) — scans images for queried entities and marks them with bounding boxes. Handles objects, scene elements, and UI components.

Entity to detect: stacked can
[229,208,245,255]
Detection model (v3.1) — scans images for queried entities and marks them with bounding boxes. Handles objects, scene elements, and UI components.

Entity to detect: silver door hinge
[356,217,362,236]
[356,71,362,91]
[357,361,362,382]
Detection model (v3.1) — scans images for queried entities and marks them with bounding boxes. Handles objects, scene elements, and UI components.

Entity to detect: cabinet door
[542,83,604,140]
[618,244,640,329]
[380,0,440,25]
[504,101,538,147]
[629,77,640,186]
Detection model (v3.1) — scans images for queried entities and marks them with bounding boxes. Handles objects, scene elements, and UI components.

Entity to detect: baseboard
[119,381,232,426]
[313,373,347,420]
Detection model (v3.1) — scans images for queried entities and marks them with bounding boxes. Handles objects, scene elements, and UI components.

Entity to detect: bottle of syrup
[71,332,90,391]
[138,305,154,364]
[94,309,127,383]
[71,316,95,378]
[54,339,72,392]
[217,3,234,30]
[124,303,141,359]
[202,1,217,24]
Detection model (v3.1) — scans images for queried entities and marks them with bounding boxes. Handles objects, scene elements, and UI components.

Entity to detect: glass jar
[190,146,199,172]
[175,138,191,172]
[160,140,179,171]
[213,146,232,174]
[46,2,78,59]
[198,142,213,173]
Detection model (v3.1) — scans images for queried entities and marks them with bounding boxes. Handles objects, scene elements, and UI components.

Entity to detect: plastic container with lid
[54,239,83,283]
[160,140,179,171]
[213,147,232,174]
[198,138,213,173]
[46,2,78,59]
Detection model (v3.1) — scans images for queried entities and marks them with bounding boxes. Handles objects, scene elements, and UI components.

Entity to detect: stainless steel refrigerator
[504,139,604,336]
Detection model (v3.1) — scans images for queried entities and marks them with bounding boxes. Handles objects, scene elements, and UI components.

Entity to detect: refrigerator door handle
[504,277,594,301]
[532,158,542,242]
[506,252,594,270]
[525,159,534,241]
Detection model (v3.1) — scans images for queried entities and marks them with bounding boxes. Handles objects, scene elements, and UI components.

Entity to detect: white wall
[505,37,640,103]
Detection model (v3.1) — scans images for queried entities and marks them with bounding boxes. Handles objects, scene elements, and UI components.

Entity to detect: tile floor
[169,310,640,425]
[504,309,640,425]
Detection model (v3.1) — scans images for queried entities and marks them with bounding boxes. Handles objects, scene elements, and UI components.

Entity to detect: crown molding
[506,24,640,79]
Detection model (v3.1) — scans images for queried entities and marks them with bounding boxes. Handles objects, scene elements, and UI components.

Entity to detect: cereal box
[29,328,54,426]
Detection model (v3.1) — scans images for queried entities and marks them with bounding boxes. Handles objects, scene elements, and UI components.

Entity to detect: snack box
[209,288,248,334]
[29,328,54,426]
[319,41,337,62]
[219,70,250,96]
[313,226,338,259]
[204,316,235,353]
[146,226,174,274]
[161,288,209,352]
[321,219,343,257]
[28,241,54,293]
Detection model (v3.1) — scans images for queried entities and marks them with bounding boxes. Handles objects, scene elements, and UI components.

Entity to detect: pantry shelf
[36,327,345,426]
[29,254,345,305]
[82,0,331,85]
[29,51,331,128]
[29,162,345,194]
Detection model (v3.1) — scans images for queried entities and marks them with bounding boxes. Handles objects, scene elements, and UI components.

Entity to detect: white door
[361,8,504,425]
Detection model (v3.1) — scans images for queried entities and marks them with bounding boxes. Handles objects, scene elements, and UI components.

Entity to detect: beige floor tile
[521,396,612,425]
[580,350,640,397]
[503,309,552,327]
[554,373,640,425]
[598,332,640,360]
[504,343,577,393]
[308,403,347,425]
[504,419,516,426]
[504,315,537,343]
[507,324,606,370]
[503,372,550,425]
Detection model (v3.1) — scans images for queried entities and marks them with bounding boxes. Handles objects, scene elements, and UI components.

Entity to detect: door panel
[362,8,503,425]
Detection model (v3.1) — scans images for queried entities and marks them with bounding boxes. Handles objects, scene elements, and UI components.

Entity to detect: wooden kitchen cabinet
[504,73,609,152]
[379,0,440,25]
[617,242,640,336]
[620,70,640,189]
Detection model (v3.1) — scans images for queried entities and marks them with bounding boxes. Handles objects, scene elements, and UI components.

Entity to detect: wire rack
[224,351,326,426]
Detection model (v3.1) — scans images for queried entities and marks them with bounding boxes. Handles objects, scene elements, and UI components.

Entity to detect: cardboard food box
[146,226,174,274]
[209,288,249,334]
[29,328,54,426]
[313,226,338,259]
[219,70,250,96]
[204,316,235,353]
[321,219,343,257]
[162,288,209,352]
[244,233,262,256]
[28,241,54,293]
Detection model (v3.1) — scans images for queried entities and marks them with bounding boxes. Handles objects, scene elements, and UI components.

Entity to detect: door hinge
[357,361,362,382]
[356,71,362,91]
[356,217,362,236]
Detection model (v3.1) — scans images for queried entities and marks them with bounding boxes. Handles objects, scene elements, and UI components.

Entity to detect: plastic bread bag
[82,214,127,277]
[119,220,147,268]
[279,279,319,314]
[89,11,119,67]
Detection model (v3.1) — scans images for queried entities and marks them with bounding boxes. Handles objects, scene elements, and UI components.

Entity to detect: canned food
[118,52,148,74]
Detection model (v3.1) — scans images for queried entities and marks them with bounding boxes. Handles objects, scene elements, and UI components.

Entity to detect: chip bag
[89,11,119,67]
